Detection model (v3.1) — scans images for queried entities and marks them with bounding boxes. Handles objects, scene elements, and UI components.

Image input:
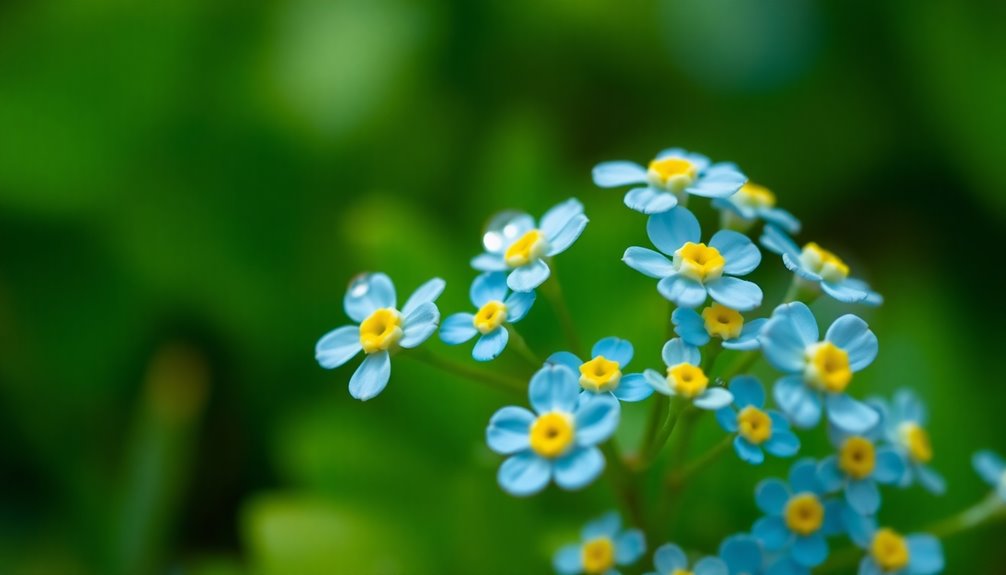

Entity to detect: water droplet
[349,273,371,297]
[482,210,531,253]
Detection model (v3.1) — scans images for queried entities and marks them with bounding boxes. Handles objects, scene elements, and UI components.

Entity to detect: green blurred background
[1,0,1004,573]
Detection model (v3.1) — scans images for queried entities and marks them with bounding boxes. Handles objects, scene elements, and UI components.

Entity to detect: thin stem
[702,341,724,376]
[506,325,542,369]
[636,396,670,470]
[721,351,761,381]
[666,434,733,489]
[601,441,646,529]
[540,270,584,357]
[404,348,525,396]
[640,398,685,467]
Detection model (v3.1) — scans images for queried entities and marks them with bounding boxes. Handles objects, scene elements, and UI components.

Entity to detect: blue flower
[752,459,845,569]
[816,422,906,515]
[844,513,944,575]
[471,198,589,292]
[592,147,746,215]
[644,339,734,410]
[761,302,880,433]
[439,272,536,361]
[672,303,767,350]
[624,207,763,311]
[715,377,801,465]
[712,182,801,234]
[719,535,768,575]
[486,365,620,496]
[973,450,1006,501]
[760,226,882,306]
[315,273,444,401]
[869,390,946,495]
[554,511,645,575]
[643,543,727,575]
[546,337,653,403]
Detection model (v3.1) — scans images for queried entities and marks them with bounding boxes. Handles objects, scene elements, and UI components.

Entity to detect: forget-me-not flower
[973,450,1006,501]
[315,273,444,401]
[672,303,767,350]
[869,390,945,495]
[719,535,767,575]
[713,182,801,234]
[592,147,746,215]
[760,226,882,306]
[817,422,906,515]
[644,339,733,410]
[644,543,727,575]
[439,271,535,361]
[554,511,645,575]
[624,207,763,311]
[471,198,588,292]
[486,365,620,496]
[547,337,653,403]
[761,302,880,433]
[844,513,944,575]
[715,377,801,465]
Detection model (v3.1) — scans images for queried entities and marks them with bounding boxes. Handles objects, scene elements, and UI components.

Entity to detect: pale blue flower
[973,450,1006,501]
[760,226,882,306]
[672,304,767,350]
[486,365,620,497]
[644,339,733,410]
[816,421,906,515]
[715,377,801,465]
[547,337,653,403]
[868,390,946,495]
[713,182,801,234]
[440,272,535,361]
[315,273,444,401]
[720,535,768,575]
[554,511,645,575]
[593,147,746,215]
[844,513,944,575]
[624,207,763,311]
[471,198,589,292]
[761,302,880,433]
[644,543,727,575]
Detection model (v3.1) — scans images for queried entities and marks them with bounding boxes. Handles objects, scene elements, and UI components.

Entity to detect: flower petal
[695,387,734,410]
[688,164,746,198]
[574,393,621,445]
[402,277,446,317]
[653,543,688,573]
[624,186,679,214]
[774,375,822,428]
[659,275,709,308]
[504,290,536,322]
[694,557,728,575]
[706,277,763,311]
[762,207,801,234]
[846,479,880,515]
[529,364,581,414]
[672,307,710,347]
[497,451,551,496]
[647,207,702,255]
[593,161,648,187]
[764,431,800,458]
[471,252,507,271]
[825,315,878,372]
[873,447,907,484]
[344,272,396,322]
[820,280,871,304]
[716,407,739,433]
[440,313,478,345]
[507,259,551,292]
[470,271,509,307]
[730,376,765,408]
[723,317,767,351]
[735,436,765,464]
[662,338,701,367]
[645,369,673,395]
[760,225,801,260]
[553,446,605,490]
[553,544,583,575]
[774,302,820,344]
[612,373,653,402]
[473,328,509,362]
[592,337,634,367]
[816,456,844,492]
[348,351,391,401]
[916,465,946,495]
[615,529,646,565]
[546,214,589,257]
[756,479,791,515]
[761,319,810,373]
[582,511,622,540]
[400,301,440,348]
[752,516,791,551]
[789,459,822,494]
[486,406,534,454]
[623,246,676,279]
[315,325,362,369]
[906,535,944,575]
[893,389,927,425]
[791,534,827,568]
[826,394,880,434]
[710,230,761,276]
[546,351,584,373]
[973,450,1006,486]
[540,198,584,239]
[719,535,762,574]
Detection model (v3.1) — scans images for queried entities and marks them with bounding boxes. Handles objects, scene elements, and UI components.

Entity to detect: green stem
[540,270,584,357]
[703,341,724,376]
[601,441,646,529]
[506,325,542,369]
[666,434,732,489]
[405,348,525,396]
[721,351,761,381]
[637,396,670,470]
[640,398,685,467]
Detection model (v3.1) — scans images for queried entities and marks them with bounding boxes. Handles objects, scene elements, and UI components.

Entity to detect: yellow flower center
[674,242,726,282]
[899,422,933,464]
[504,229,548,268]
[701,303,744,340]
[529,412,575,459]
[735,183,777,209]
[358,308,403,354]
[473,300,508,334]
[871,528,910,571]
[784,493,825,536]
[647,156,698,191]
[800,242,850,283]
[839,436,877,479]
[667,364,709,398]
[805,342,852,393]
[672,571,694,575]
[581,537,615,574]
[737,406,773,445]
[579,356,622,393]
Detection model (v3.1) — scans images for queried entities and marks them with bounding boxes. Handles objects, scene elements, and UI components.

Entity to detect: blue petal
[688,163,746,198]
[574,393,621,445]
[752,516,791,551]
[873,447,907,484]
[760,225,801,260]
[593,161,648,187]
[773,302,820,344]
[756,479,791,515]
[472,328,509,361]
[553,446,605,490]
[822,499,846,537]
[471,252,508,271]
[893,389,927,425]
[659,275,709,308]
[730,376,765,408]
[761,207,801,234]
[504,290,536,322]
[614,529,646,564]
[662,338,701,367]
[844,507,877,547]
[695,387,734,410]
[647,207,702,255]
[790,534,827,568]
[553,544,584,575]
[529,364,581,414]
[973,450,1006,486]
[672,307,711,346]
[761,318,810,373]
[546,214,589,257]
[735,436,765,464]
[507,259,551,292]
[816,456,844,492]
[820,280,871,304]
[644,369,673,396]
[774,375,822,428]
[624,186,678,214]
[483,212,536,254]
[719,535,762,574]
[402,277,446,317]
[706,277,763,311]
[716,407,739,432]
[546,351,584,373]
[694,557,728,575]
[710,230,761,276]
[497,451,551,496]
[612,373,653,402]
[766,557,809,575]
[344,272,396,322]
[486,406,534,454]
[783,253,822,282]
[824,315,878,372]
[315,325,362,369]
[623,246,676,279]
[764,431,800,458]
[440,313,478,345]
[846,479,880,515]
[470,271,509,307]
[400,301,440,348]
[653,543,688,573]
[540,198,584,239]
[858,557,883,575]
[906,535,943,575]
[723,317,767,351]
[592,337,634,367]
[582,511,622,540]
[789,459,822,494]
[826,394,880,434]
[916,464,946,495]
[840,277,883,306]
[348,351,391,401]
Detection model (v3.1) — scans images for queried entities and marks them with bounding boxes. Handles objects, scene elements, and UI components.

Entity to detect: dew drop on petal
[349,273,371,297]
[483,210,530,253]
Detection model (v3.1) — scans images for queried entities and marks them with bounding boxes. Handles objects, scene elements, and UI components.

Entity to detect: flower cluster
[314,146,1002,573]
